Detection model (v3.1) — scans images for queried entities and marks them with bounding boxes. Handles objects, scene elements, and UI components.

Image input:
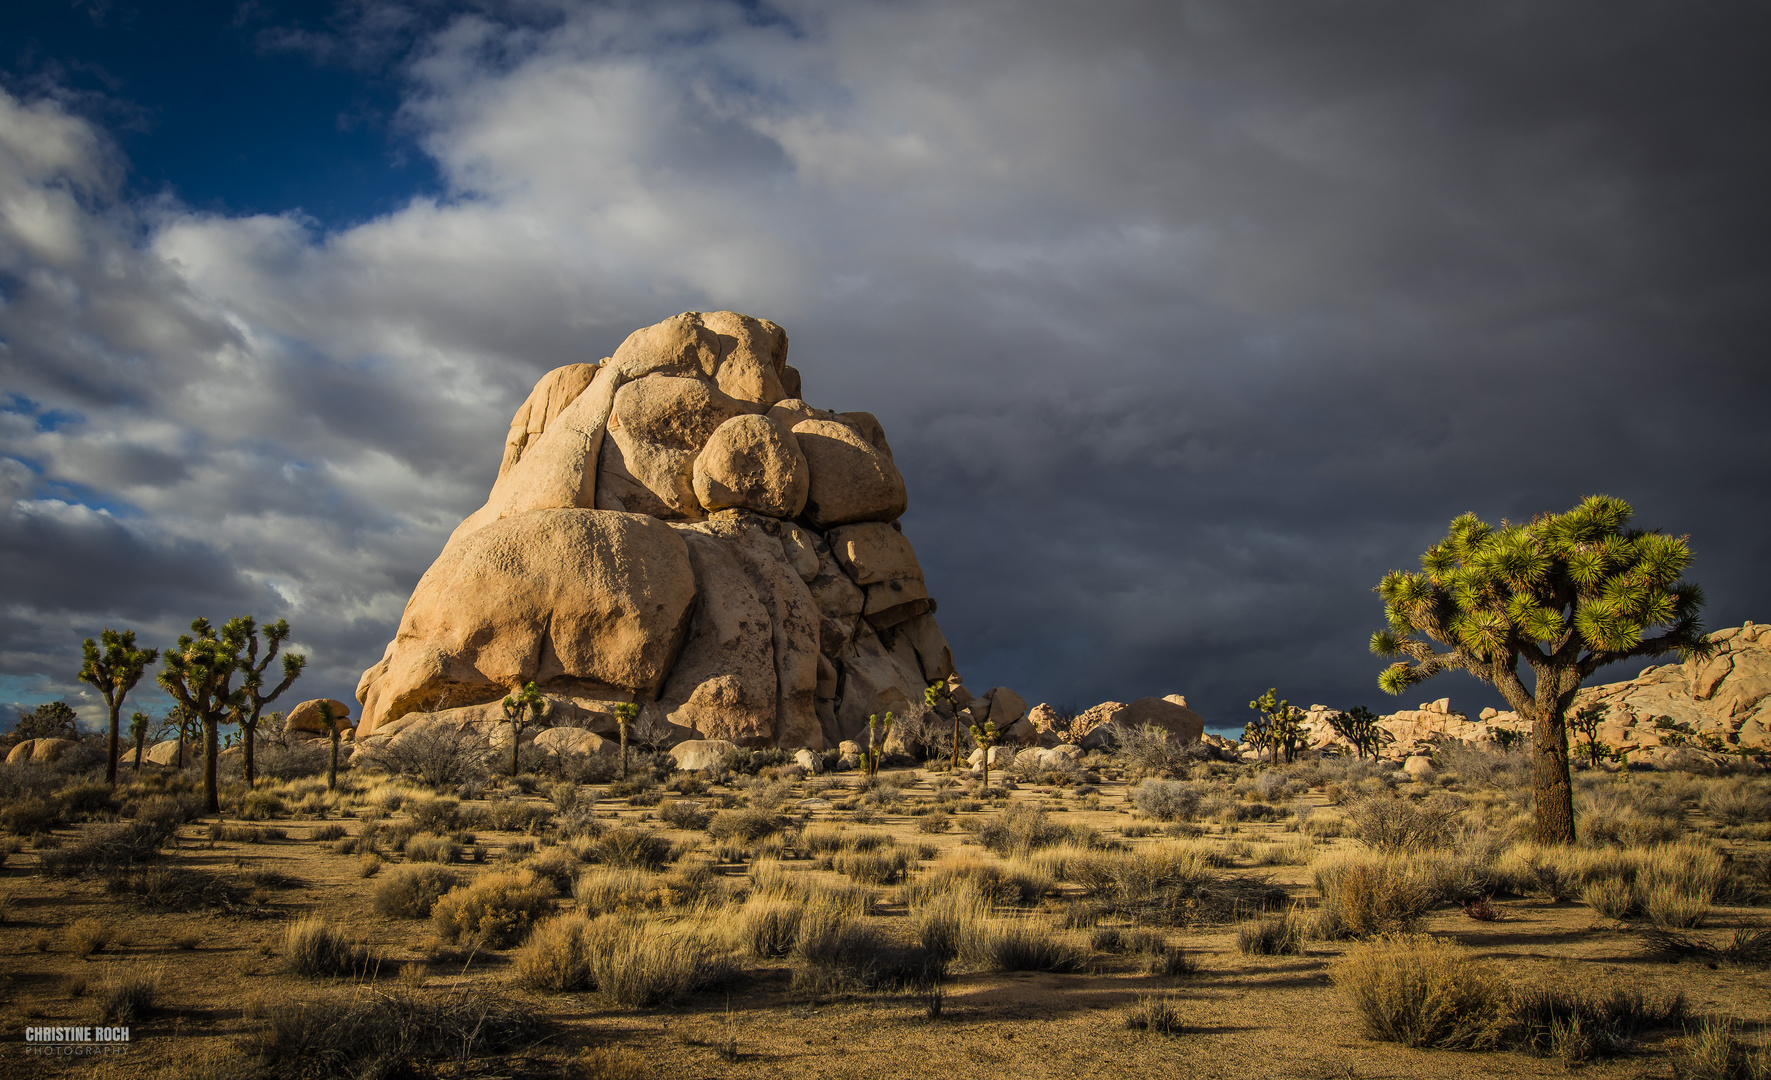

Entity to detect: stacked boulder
[355,312,955,753]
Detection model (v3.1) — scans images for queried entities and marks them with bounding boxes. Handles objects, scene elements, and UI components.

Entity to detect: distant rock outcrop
[356,313,955,751]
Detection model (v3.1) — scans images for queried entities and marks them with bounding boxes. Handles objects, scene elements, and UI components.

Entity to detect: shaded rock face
[357,312,955,750]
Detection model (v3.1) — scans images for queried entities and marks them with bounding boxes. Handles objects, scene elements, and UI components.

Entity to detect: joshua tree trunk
[106,701,122,787]
[619,721,629,780]
[243,717,258,786]
[1529,675,1578,846]
[133,730,145,772]
[328,733,339,791]
[203,715,220,814]
[951,715,961,770]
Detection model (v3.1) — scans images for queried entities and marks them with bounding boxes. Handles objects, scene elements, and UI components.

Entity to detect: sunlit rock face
[357,312,954,750]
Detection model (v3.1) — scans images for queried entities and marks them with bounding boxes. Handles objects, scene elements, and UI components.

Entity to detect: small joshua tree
[501,682,547,778]
[865,711,894,778]
[316,701,345,791]
[128,711,151,772]
[1328,705,1387,760]
[925,681,961,768]
[1567,703,1610,770]
[613,702,639,779]
[969,719,999,788]
[231,619,307,785]
[78,628,159,787]
[1371,496,1709,844]
[1246,688,1306,765]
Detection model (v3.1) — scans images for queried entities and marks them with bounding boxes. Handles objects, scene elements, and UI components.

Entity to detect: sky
[2,0,1768,738]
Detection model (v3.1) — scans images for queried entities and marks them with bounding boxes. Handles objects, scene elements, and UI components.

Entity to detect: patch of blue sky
[2,392,84,433]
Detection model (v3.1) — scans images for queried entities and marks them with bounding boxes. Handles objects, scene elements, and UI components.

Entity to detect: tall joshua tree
[316,701,345,791]
[501,682,547,777]
[1371,496,1709,845]
[233,619,307,785]
[612,702,638,779]
[158,617,251,814]
[78,629,159,786]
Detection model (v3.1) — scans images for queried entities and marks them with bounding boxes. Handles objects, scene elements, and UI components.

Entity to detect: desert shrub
[587,916,735,1006]
[255,740,331,780]
[573,867,658,915]
[39,822,166,876]
[56,780,119,819]
[93,968,158,1023]
[310,823,348,842]
[470,800,554,834]
[1644,927,1771,966]
[596,827,671,870]
[1,796,62,835]
[355,724,495,791]
[235,791,286,821]
[1702,779,1771,827]
[431,868,553,947]
[834,848,914,885]
[103,866,250,911]
[799,825,848,854]
[1344,796,1454,852]
[407,797,460,832]
[372,865,462,919]
[1123,992,1186,1036]
[513,911,596,992]
[0,761,63,802]
[1131,779,1200,822]
[403,834,461,864]
[246,985,541,1079]
[739,897,804,958]
[64,917,113,958]
[284,917,379,978]
[789,901,901,994]
[658,800,712,831]
[1578,787,1685,847]
[555,807,605,841]
[521,848,582,895]
[1312,855,1437,938]
[913,855,1052,906]
[706,807,784,842]
[963,918,1086,972]
[1677,1018,1771,1080]
[917,813,954,834]
[1061,842,1285,925]
[1511,984,1687,1063]
[977,804,1103,857]
[133,793,204,835]
[1236,913,1304,956]
[1583,876,1638,919]
[1331,934,1512,1050]
[210,823,287,843]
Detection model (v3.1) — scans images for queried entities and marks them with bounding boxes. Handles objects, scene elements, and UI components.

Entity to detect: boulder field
[354,312,954,752]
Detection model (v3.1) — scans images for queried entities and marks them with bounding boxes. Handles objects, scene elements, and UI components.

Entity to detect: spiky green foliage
[158,617,252,814]
[612,701,639,779]
[501,682,548,777]
[1245,688,1306,764]
[1328,706,1388,761]
[230,619,306,785]
[865,711,894,778]
[79,629,160,787]
[1371,496,1709,843]
[970,719,999,788]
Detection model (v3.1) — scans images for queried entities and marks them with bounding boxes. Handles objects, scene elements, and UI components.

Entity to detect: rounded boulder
[692,414,809,518]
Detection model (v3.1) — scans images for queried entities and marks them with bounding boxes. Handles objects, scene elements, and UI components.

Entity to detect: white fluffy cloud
[3,1,1767,728]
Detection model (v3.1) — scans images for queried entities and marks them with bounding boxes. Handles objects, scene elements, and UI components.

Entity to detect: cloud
[1,1,1767,731]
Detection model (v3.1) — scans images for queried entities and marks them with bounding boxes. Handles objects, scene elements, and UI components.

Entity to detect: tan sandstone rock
[671,739,740,772]
[792,419,907,529]
[287,698,354,735]
[692,413,809,518]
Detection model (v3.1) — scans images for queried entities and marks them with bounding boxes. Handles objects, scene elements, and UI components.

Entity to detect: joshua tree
[501,682,547,777]
[969,719,999,789]
[316,701,345,791]
[231,619,307,785]
[865,711,894,778]
[128,711,151,772]
[1371,496,1709,845]
[158,617,251,814]
[926,681,963,769]
[157,705,200,769]
[1246,688,1306,765]
[613,701,639,779]
[78,628,160,786]
[1568,703,1611,770]
[1328,705,1387,760]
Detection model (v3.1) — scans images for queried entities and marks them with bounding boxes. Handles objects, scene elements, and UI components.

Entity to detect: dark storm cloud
[1,0,1766,731]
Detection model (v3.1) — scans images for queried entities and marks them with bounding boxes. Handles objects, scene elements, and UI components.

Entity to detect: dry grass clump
[39,822,168,876]
[1644,928,1771,966]
[658,799,713,831]
[1123,992,1186,1036]
[737,897,805,958]
[908,855,1052,906]
[1311,854,1439,938]
[102,866,251,911]
[1060,842,1284,925]
[1344,796,1455,852]
[1679,1018,1771,1080]
[431,868,553,948]
[589,915,736,1006]
[520,848,582,894]
[596,827,672,870]
[246,985,541,1078]
[283,917,379,978]
[93,966,159,1023]
[407,796,460,832]
[1331,934,1512,1050]
[976,804,1104,857]
[1236,912,1305,956]
[403,833,461,864]
[310,823,349,842]
[964,917,1087,972]
[1700,779,1771,827]
[706,807,784,843]
[513,911,596,992]
[64,917,113,958]
[834,848,914,885]
[1510,983,1687,1064]
[372,865,462,918]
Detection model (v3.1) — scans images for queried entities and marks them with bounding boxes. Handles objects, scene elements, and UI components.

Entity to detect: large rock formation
[357,312,956,751]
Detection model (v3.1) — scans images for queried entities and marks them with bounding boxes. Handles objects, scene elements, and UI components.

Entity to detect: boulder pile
[355,312,955,752]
